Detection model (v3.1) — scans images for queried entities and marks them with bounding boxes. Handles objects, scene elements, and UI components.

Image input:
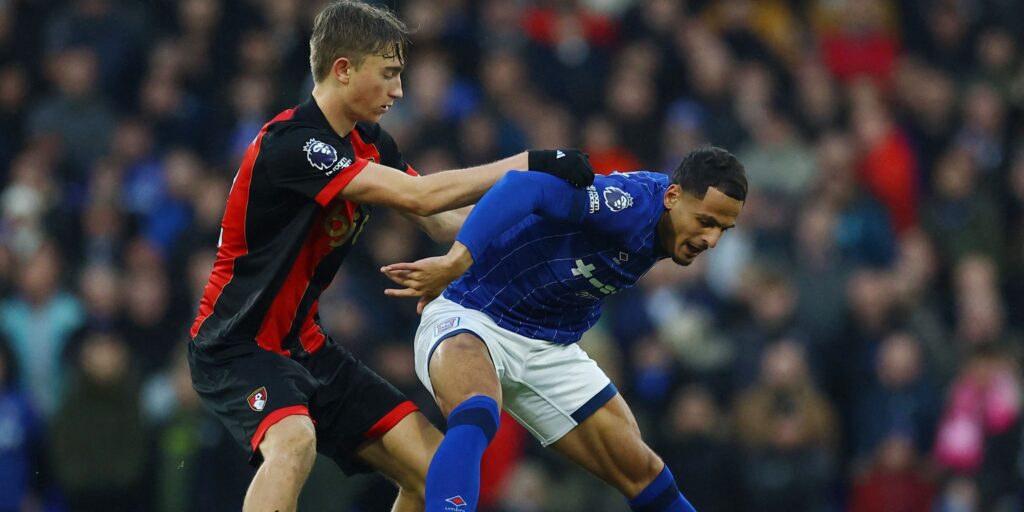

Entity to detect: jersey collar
[294,96,348,139]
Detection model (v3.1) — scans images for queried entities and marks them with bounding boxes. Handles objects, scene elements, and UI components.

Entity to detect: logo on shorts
[435,317,460,336]
[603,186,633,212]
[444,496,467,511]
[247,387,268,412]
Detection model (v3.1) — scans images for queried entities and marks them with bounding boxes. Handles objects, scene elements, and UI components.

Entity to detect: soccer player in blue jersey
[382,146,747,512]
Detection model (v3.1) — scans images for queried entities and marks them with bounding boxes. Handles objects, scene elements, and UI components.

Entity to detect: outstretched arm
[382,171,587,312]
[340,153,524,216]
[340,150,592,216]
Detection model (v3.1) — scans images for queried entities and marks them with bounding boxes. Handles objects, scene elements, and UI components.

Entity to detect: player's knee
[629,450,666,494]
[384,458,429,503]
[618,444,665,496]
[396,478,427,503]
[260,415,317,472]
[439,392,500,419]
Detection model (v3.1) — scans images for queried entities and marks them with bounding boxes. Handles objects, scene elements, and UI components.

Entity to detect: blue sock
[425,396,500,512]
[628,465,697,512]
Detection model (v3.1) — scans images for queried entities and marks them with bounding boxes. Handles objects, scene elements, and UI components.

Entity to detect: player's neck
[311,84,356,137]
[654,211,672,257]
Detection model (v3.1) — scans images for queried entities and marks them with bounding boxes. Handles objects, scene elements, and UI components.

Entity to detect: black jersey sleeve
[357,122,418,176]
[261,122,370,207]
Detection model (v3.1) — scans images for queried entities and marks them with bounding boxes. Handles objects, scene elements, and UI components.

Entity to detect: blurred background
[0,0,1023,510]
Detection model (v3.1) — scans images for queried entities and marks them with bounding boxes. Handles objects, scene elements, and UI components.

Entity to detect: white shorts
[414,296,616,446]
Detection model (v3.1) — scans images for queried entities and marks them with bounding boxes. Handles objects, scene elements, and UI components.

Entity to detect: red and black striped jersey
[190,97,416,356]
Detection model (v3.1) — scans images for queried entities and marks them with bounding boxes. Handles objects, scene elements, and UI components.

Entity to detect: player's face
[345,53,403,122]
[658,185,742,266]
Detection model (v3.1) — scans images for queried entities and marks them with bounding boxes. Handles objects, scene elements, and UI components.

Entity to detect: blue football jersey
[444,171,670,344]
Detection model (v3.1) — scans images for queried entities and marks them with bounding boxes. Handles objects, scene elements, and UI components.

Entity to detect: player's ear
[332,57,355,84]
[663,184,681,210]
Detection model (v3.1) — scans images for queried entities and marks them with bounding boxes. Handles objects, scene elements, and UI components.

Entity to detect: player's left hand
[381,258,464,315]
[528,149,594,188]
[383,242,474,314]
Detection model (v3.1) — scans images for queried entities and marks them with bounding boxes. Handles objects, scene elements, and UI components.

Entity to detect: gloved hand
[528,149,595,188]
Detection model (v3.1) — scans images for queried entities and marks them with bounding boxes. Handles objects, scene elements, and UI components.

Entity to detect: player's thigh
[303,340,426,477]
[353,411,442,494]
[187,341,318,465]
[428,332,502,416]
[414,298,507,414]
[548,393,663,497]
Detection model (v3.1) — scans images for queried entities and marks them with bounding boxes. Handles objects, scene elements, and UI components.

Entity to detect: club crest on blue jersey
[303,138,339,171]
[603,186,634,212]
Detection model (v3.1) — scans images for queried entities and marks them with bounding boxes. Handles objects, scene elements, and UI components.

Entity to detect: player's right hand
[528,149,595,188]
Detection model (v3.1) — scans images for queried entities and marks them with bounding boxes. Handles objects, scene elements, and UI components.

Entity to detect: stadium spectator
[0,0,1023,509]
[50,332,147,512]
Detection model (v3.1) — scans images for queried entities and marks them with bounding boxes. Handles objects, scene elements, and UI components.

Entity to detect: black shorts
[187,337,417,474]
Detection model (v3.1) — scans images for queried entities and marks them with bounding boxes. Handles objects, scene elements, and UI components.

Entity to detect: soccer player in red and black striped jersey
[187,3,593,511]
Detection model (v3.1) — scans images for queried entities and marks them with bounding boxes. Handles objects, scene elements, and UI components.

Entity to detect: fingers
[382,269,417,287]
[381,262,420,272]
[383,287,424,298]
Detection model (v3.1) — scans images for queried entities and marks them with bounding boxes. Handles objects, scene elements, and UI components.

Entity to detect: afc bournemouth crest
[247,387,268,412]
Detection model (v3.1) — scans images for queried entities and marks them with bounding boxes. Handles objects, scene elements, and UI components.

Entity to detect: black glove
[528,149,595,188]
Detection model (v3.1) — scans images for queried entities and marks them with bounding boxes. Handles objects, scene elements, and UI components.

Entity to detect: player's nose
[390,77,403,99]
[703,229,722,249]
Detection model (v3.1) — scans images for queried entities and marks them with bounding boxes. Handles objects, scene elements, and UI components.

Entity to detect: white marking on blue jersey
[444,172,670,344]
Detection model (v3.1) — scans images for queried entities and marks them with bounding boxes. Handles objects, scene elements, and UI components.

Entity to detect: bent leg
[245,415,318,512]
[428,332,502,415]
[355,411,443,512]
[425,332,503,512]
[550,395,696,511]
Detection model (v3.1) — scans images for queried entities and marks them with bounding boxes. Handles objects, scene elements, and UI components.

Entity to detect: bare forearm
[415,153,528,215]
[401,206,472,242]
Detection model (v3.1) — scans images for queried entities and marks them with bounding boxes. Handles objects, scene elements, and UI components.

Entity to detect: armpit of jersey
[262,123,369,207]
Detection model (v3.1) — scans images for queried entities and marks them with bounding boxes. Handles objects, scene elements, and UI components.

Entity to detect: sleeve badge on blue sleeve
[603,186,634,212]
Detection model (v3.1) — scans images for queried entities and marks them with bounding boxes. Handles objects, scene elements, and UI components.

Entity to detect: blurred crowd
[0,0,1023,510]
